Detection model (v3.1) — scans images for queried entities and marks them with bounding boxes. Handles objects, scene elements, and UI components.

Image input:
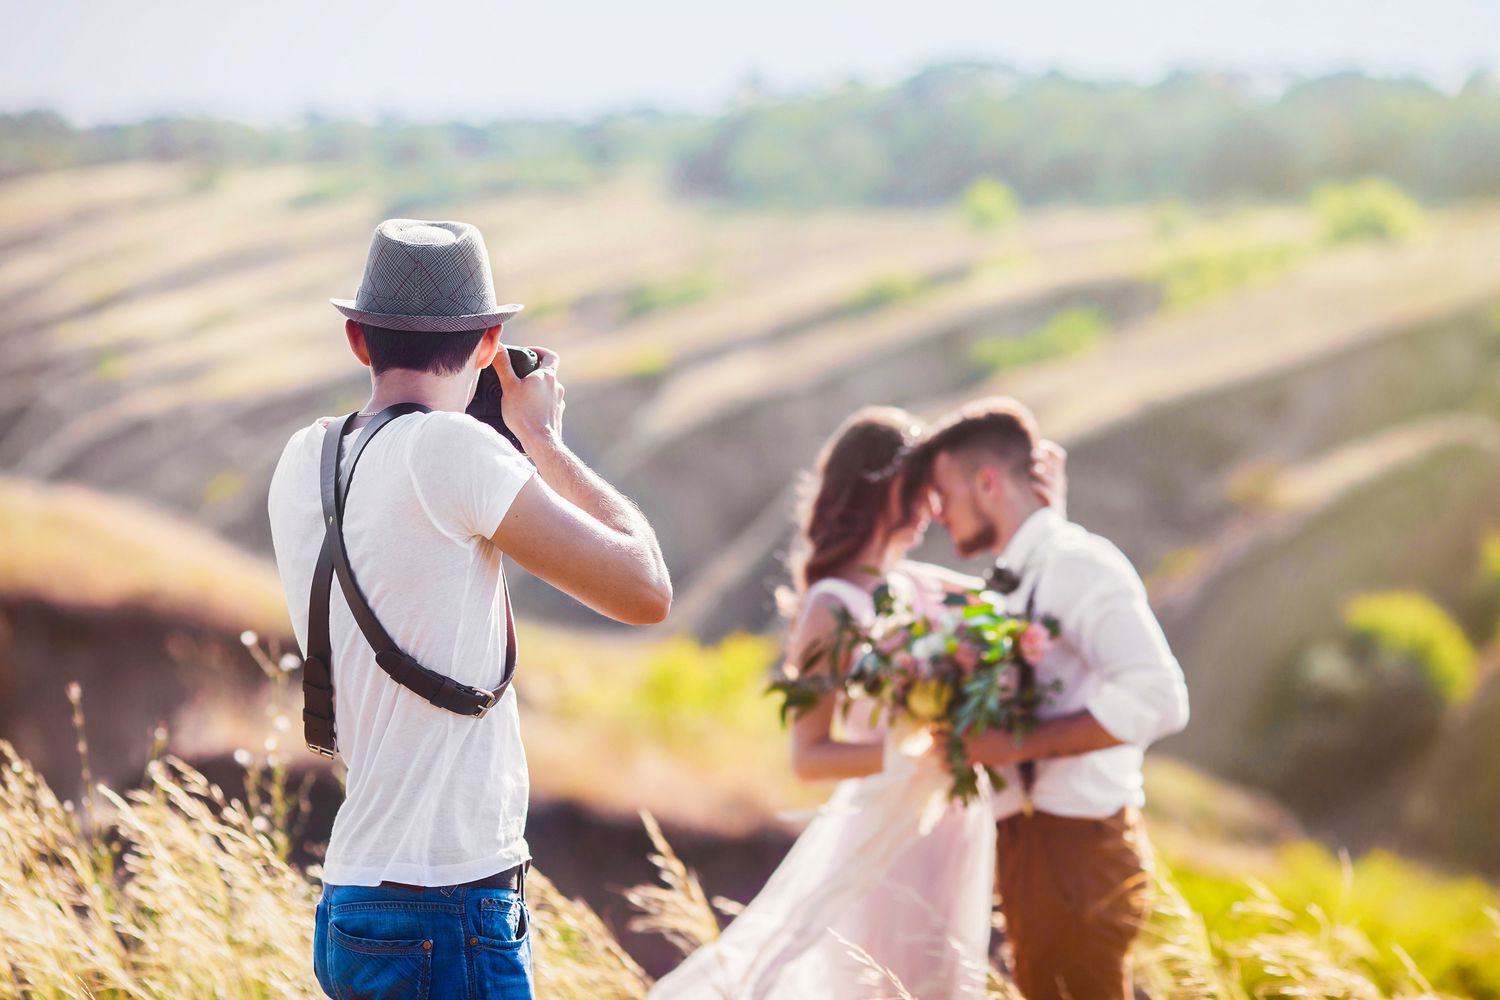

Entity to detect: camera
[466,346,542,453]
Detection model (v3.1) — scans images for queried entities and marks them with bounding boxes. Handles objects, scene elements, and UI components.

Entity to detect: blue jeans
[314,881,534,999]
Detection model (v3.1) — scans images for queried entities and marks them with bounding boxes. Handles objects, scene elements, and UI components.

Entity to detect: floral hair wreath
[858,423,926,485]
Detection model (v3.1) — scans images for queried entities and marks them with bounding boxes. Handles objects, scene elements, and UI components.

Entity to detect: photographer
[267,219,671,999]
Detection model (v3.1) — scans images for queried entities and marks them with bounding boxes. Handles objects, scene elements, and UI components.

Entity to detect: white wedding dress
[649,574,996,1000]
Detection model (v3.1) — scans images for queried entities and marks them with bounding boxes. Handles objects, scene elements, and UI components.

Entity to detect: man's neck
[992,495,1045,559]
[360,369,476,418]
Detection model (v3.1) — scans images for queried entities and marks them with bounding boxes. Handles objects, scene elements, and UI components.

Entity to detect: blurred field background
[6,3,1500,995]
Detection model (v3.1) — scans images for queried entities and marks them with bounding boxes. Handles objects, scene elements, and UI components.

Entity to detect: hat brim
[331,299,525,332]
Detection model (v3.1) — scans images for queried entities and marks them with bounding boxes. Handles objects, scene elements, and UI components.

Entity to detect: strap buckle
[306,742,336,759]
[472,688,499,718]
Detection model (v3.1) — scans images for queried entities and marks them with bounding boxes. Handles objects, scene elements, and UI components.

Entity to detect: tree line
[6,63,1500,208]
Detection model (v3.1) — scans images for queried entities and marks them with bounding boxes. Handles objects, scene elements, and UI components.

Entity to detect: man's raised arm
[488,347,671,625]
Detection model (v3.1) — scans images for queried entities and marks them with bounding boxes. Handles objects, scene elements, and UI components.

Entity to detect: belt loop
[521,860,530,904]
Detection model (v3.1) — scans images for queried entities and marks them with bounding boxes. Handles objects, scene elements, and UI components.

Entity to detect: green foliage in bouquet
[768,580,1061,804]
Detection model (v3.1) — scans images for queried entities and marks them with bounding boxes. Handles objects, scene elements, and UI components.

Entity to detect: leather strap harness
[303,405,517,757]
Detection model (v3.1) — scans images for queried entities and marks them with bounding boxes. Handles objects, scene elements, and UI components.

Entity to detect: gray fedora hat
[331,219,524,332]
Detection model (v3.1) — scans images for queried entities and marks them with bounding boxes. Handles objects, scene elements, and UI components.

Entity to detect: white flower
[251,816,270,833]
[272,715,290,732]
[232,748,253,768]
[911,633,946,663]
[278,653,302,672]
[239,630,258,648]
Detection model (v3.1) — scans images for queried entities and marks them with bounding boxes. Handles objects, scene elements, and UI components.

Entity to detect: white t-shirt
[267,409,536,886]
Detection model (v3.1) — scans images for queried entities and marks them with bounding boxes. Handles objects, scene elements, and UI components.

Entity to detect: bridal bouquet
[770,581,1060,804]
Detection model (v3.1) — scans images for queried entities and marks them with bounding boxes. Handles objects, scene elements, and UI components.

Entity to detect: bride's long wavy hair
[781,406,923,617]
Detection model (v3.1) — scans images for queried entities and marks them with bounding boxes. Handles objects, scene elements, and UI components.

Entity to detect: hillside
[5,162,1500,887]
[0,475,811,831]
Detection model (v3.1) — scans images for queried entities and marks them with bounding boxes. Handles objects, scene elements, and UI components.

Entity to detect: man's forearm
[969,710,1125,766]
[525,434,656,541]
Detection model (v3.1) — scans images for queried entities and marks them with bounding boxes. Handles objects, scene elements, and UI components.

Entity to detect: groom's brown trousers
[995,806,1154,1000]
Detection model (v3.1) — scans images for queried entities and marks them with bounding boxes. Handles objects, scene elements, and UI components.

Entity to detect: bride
[649,406,1066,1000]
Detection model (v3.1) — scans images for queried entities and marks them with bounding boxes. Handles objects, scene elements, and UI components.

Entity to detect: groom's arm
[968,710,1123,766]
[968,543,1189,767]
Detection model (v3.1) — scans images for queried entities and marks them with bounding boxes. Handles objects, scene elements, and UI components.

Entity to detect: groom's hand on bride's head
[1030,439,1068,518]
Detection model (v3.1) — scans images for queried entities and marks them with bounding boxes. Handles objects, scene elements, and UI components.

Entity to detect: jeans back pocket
[329,923,433,1000]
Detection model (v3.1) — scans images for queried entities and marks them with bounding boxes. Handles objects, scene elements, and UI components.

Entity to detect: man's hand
[495,345,564,452]
[1030,439,1068,518]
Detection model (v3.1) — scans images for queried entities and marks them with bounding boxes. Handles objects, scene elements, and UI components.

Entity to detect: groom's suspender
[1015,573,1043,801]
[302,405,518,758]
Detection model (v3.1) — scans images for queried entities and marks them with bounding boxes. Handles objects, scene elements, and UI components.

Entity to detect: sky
[4,0,1500,125]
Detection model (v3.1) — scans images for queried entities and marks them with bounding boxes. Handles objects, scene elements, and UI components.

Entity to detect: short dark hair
[361,324,488,376]
[901,397,1039,508]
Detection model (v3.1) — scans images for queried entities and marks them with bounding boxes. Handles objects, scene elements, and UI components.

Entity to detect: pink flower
[954,641,981,674]
[1020,622,1052,664]
[892,651,919,673]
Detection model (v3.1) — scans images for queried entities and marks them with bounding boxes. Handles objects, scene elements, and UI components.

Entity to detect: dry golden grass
[0,739,319,998]
[1,721,1487,1000]
[623,811,722,957]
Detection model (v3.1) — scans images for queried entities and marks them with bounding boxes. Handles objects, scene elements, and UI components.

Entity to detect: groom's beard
[954,519,998,559]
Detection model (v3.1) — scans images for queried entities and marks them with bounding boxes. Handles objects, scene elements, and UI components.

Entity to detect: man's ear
[345,319,372,368]
[973,463,999,498]
[475,325,503,369]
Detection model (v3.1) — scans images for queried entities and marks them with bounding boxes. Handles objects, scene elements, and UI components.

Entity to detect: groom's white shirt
[990,507,1189,821]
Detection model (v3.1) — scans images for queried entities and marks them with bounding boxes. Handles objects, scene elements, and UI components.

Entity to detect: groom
[904,398,1189,1000]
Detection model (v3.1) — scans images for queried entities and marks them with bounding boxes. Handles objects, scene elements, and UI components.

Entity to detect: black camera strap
[303,404,517,758]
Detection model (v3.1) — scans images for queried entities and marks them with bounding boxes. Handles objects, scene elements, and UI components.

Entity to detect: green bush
[623,270,721,319]
[1255,591,1476,815]
[1155,238,1306,309]
[960,177,1019,230]
[560,633,780,749]
[1313,178,1426,244]
[844,273,936,315]
[1343,590,1478,704]
[967,305,1108,374]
